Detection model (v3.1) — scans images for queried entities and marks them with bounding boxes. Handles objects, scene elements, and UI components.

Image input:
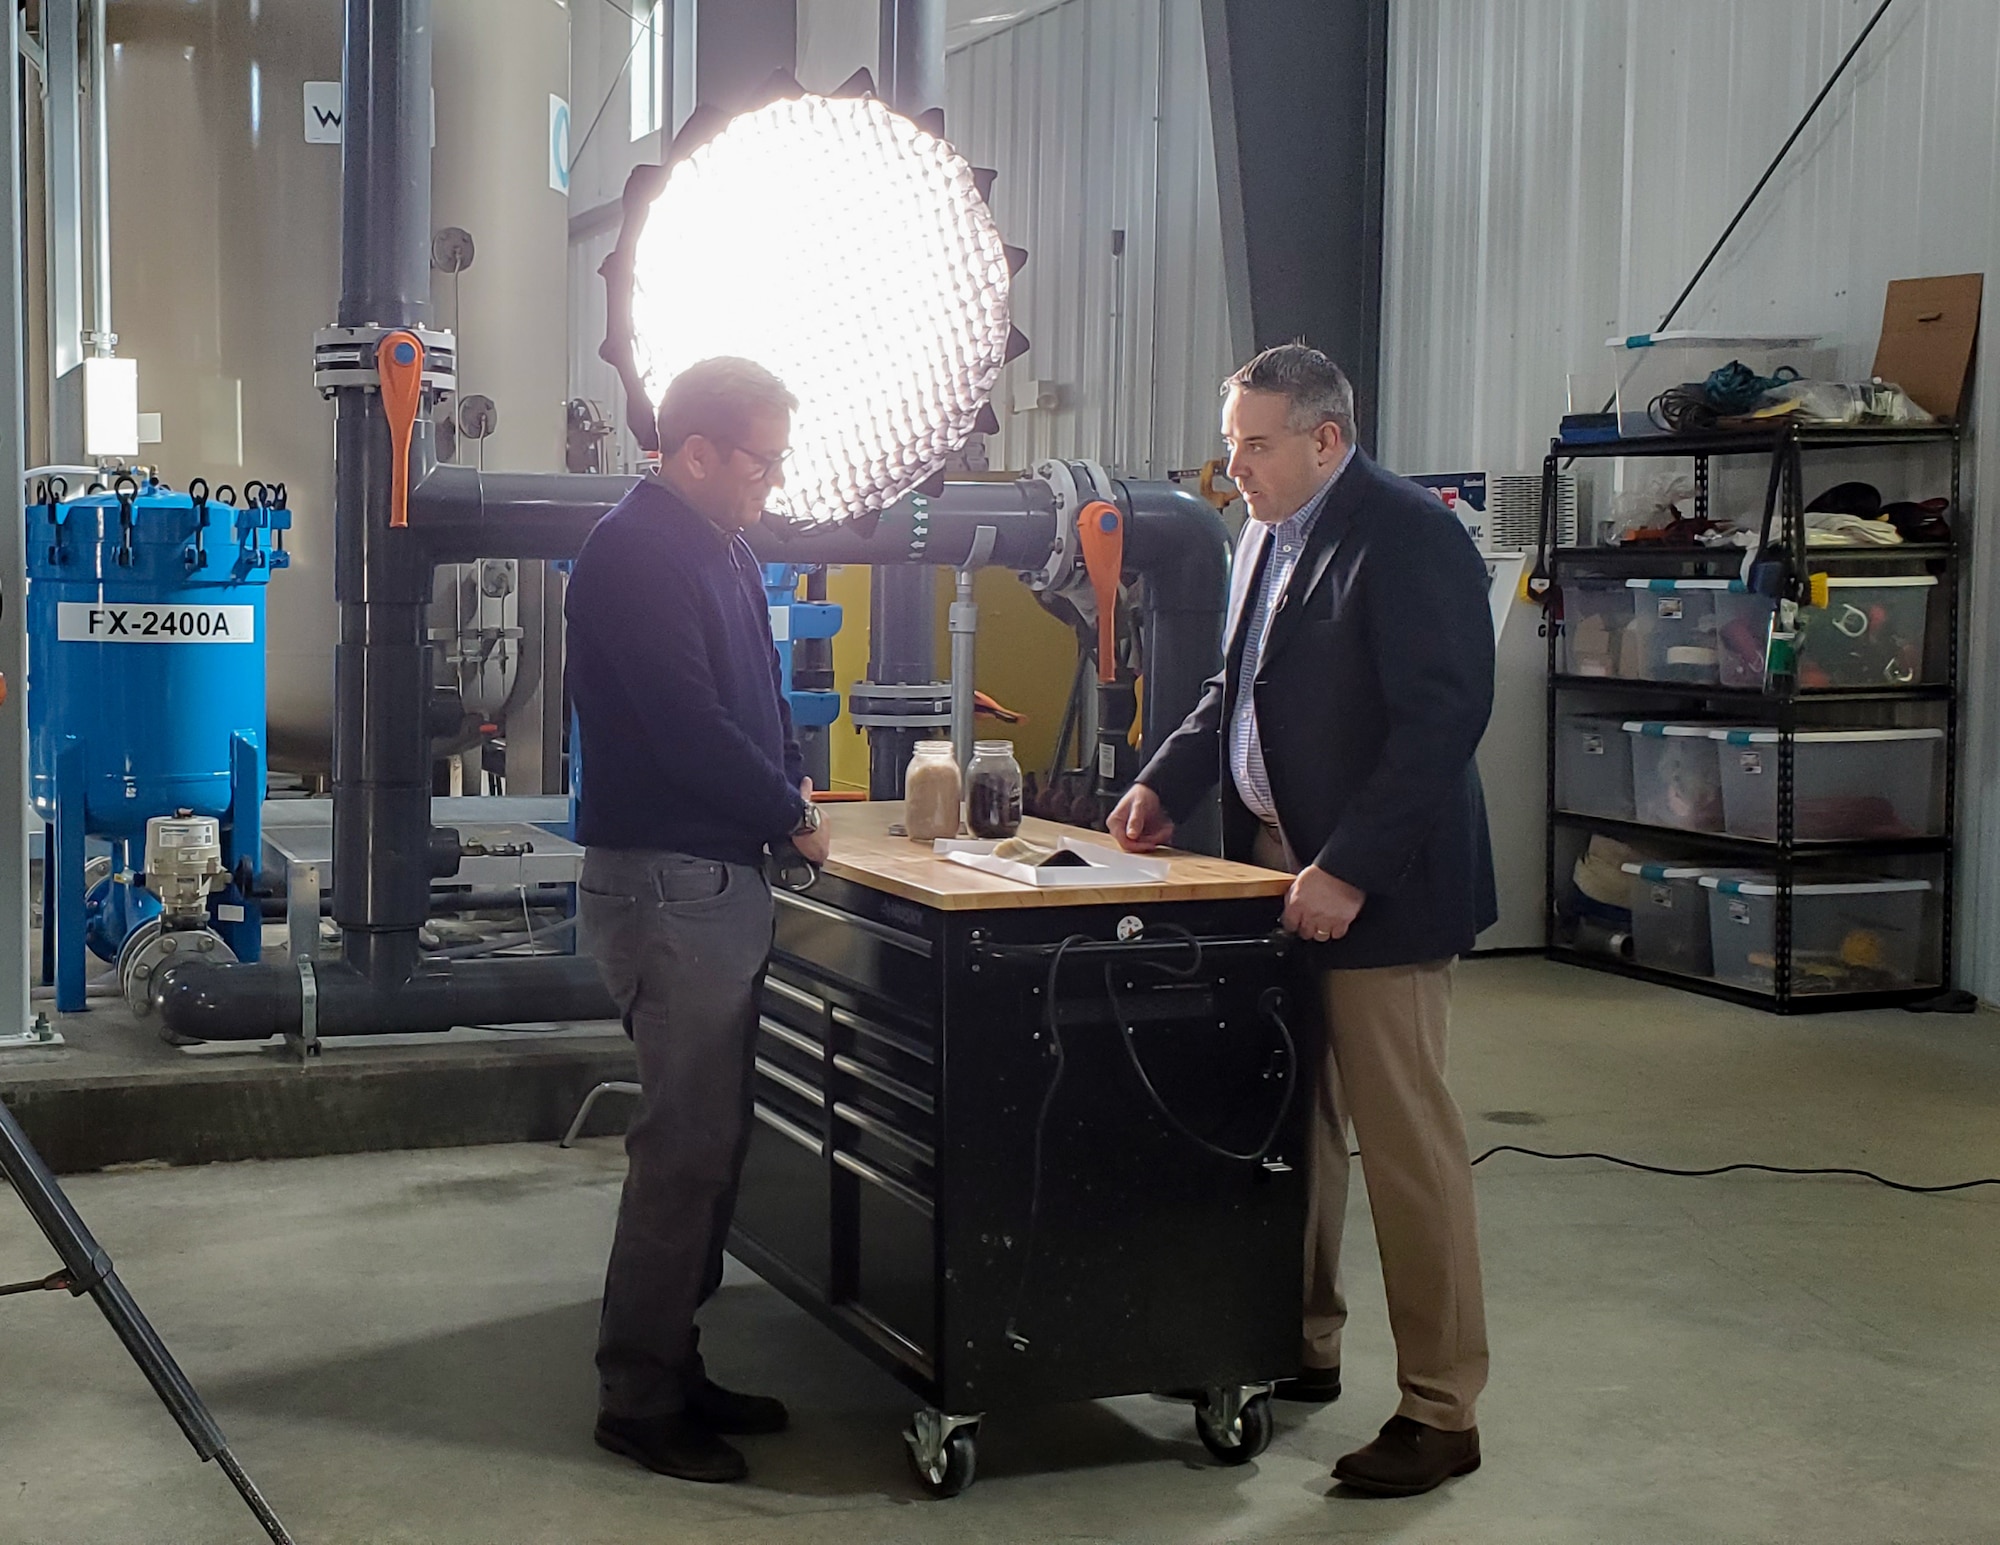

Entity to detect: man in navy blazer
[1111,344,1495,1497]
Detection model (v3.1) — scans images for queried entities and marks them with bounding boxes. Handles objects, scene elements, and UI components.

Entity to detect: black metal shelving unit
[1536,423,1962,1013]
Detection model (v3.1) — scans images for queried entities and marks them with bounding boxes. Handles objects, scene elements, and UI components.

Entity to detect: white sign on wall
[549,95,571,193]
[303,83,436,146]
[303,81,343,143]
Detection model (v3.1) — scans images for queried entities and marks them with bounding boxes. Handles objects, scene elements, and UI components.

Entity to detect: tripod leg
[0,1100,297,1543]
[216,1447,299,1545]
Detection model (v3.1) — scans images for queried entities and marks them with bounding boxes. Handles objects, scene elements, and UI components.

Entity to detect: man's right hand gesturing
[1107,783,1175,852]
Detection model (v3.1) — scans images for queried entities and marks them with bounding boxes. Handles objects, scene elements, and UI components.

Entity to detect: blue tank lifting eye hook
[270,482,290,565]
[186,478,211,573]
[39,476,68,566]
[112,474,138,568]
[240,480,269,569]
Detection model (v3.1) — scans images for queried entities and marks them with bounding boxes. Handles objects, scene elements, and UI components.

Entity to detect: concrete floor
[2,956,1997,1545]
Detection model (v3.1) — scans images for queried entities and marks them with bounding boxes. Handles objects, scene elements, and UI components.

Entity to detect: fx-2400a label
[56,602,257,644]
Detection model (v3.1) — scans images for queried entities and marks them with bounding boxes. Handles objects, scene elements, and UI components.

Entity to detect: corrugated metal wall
[1381,0,2000,999]
[946,0,1236,477]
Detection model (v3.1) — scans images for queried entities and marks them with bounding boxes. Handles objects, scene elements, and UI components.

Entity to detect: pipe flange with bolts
[311,324,459,397]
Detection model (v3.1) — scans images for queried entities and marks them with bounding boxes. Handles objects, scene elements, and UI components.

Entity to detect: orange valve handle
[1078,500,1125,685]
[376,331,426,529]
[1198,457,1238,510]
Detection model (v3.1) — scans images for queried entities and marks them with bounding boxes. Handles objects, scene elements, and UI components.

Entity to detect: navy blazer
[1137,451,1499,969]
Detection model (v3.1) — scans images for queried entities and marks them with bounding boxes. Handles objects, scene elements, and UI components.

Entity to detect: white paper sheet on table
[934,836,1172,888]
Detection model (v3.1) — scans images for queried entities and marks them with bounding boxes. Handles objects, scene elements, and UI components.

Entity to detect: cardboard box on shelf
[1872,273,1982,422]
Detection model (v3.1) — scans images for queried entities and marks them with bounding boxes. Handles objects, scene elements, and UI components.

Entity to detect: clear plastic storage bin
[1711,587,1774,688]
[1560,581,1636,678]
[1625,722,1728,831]
[1607,331,1827,438]
[1713,728,1944,841]
[1714,576,1937,691]
[1626,579,1733,683]
[1795,576,1937,690]
[1619,862,1717,976]
[1556,713,1636,819]
[1702,874,1933,995]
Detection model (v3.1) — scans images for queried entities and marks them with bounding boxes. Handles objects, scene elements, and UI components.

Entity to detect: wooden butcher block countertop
[814,801,1293,912]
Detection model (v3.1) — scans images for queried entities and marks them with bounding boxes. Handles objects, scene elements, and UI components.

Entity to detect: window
[630,1,666,141]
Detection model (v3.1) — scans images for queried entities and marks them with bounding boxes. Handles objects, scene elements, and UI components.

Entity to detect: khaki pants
[1255,827,1489,1431]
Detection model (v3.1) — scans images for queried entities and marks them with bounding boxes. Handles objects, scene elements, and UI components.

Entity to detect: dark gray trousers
[577,846,775,1419]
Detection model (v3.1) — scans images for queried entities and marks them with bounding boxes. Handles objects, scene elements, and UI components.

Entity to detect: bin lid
[1624,577,1746,592]
[1622,720,1738,738]
[1620,862,1709,881]
[1820,574,1937,588]
[1712,727,1944,745]
[1699,875,1933,897]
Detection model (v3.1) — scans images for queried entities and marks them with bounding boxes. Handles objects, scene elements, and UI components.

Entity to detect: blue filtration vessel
[26,475,291,1009]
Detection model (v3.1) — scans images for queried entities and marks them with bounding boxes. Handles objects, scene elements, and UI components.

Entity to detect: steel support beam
[1202,0,1387,448]
[3,1,37,1039]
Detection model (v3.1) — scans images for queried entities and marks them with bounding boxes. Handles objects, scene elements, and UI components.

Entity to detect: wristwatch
[792,802,824,837]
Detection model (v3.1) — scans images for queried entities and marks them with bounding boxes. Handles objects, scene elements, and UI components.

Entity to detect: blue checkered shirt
[1229,452,1352,827]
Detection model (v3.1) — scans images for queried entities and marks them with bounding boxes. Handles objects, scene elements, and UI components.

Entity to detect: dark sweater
[565,478,806,865]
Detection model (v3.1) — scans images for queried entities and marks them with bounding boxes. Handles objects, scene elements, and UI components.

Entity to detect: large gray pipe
[865,0,951,797]
[163,0,1226,1040]
[158,955,615,1041]
[165,0,607,1041]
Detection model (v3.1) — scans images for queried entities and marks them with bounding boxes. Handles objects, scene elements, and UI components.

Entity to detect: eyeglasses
[726,443,793,481]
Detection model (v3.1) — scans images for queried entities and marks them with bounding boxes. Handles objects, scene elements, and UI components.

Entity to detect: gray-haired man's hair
[1223,344,1356,444]
[657,356,799,454]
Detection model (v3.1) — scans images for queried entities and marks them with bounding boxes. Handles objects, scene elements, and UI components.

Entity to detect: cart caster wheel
[1196,1391,1273,1465]
[905,1410,980,1498]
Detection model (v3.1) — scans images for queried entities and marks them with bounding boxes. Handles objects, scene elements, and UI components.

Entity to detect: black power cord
[1001,933,1087,1352]
[1469,1144,1999,1197]
[1101,924,1299,1165]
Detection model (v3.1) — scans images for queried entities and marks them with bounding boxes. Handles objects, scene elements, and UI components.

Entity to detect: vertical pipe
[42,0,84,421]
[948,569,977,771]
[85,0,111,354]
[866,0,948,796]
[1,0,33,1034]
[338,0,434,328]
[332,0,440,978]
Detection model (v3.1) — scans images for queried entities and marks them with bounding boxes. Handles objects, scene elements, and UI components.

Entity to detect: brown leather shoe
[1332,1415,1480,1497]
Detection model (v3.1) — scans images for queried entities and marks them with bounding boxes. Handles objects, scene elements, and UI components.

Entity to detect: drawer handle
[833,1101,936,1166]
[831,1006,936,1066]
[753,1102,823,1156]
[832,1053,935,1115]
[758,1015,824,1060]
[833,1149,935,1218]
[776,890,934,957]
[755,1057,825,1108]
[763,974,823,1016]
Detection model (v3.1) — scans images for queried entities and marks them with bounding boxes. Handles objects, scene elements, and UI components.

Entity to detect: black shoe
[1332,1415,1480,1497]
[594,1412,747,1483]
[1272,1365,1342,1404]
[686,1379,789,1436]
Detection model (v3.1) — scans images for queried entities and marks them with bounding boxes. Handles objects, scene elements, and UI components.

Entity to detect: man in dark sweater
[566,357,830,1485]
